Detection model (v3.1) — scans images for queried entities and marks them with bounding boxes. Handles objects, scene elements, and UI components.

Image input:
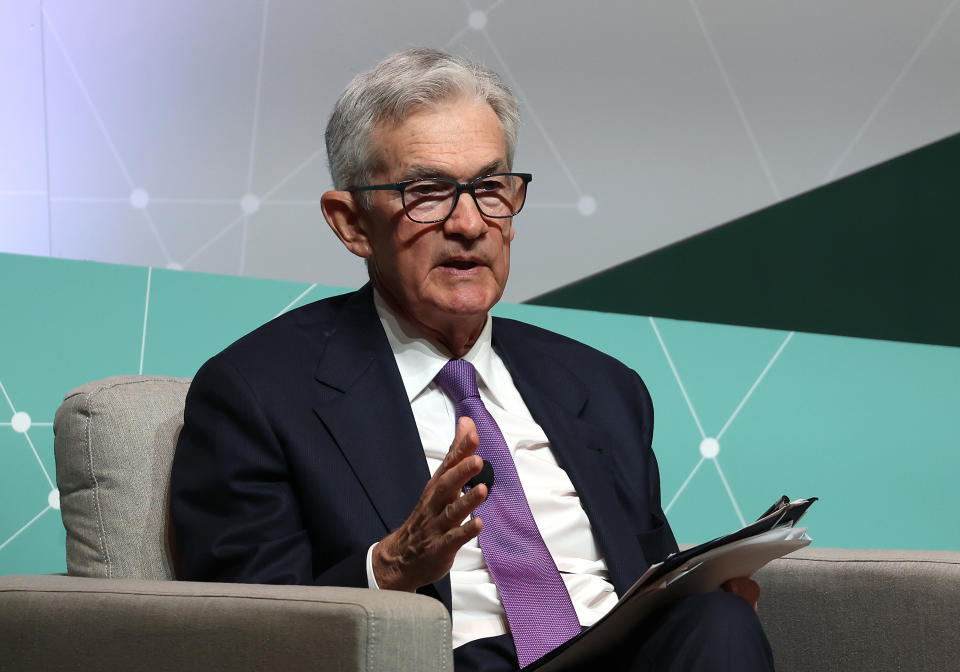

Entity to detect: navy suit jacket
[170,284,677,610]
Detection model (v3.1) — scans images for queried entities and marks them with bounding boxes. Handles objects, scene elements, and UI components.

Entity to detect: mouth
[439,257,485,272]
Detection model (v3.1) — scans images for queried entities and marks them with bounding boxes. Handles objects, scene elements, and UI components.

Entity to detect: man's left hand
[722,577,760,612]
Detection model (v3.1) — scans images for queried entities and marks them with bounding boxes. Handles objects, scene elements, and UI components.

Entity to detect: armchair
[1,375,452,672]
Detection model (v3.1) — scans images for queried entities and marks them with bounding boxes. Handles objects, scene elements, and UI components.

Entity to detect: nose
[443,191,486,239]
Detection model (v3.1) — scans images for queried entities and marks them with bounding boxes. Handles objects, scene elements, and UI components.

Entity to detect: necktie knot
[434,359,479,403]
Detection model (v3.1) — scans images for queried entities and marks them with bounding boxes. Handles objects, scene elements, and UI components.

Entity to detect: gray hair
[325,48,520,201]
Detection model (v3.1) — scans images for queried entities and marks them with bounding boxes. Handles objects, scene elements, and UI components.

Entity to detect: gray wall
[2,0,959,301]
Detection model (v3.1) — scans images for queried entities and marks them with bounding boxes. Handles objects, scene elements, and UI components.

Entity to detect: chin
[433,286,500,316]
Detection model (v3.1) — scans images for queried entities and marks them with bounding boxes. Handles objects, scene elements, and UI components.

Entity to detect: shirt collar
[373,289,504,405]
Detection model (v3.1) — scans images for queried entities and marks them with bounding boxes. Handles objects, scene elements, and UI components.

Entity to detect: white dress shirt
[366,291,619,648]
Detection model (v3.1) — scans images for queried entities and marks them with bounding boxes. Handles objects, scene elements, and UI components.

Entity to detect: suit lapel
[312,286,429,531]
[310,286,451,606]
[493,320,647,595]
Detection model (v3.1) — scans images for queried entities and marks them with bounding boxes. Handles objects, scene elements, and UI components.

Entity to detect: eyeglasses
[350,172,532,224]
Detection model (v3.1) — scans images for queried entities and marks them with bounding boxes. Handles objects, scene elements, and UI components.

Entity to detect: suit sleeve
[170,354,368,588]
[632,370,680,563]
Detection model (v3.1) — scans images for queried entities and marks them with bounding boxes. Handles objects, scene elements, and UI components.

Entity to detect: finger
[422,417,482,514]
[435,513,484,555]
[722,577,760,611]
[440,483,488,526]
[432,417,480,487]
[431,454,484,506]
[441,417,480,471]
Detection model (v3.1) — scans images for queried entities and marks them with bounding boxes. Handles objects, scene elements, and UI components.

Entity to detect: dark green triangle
[529,133,960,347]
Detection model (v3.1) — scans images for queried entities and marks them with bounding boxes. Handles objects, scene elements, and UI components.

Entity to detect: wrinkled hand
[373,417,488,591]
[722,577,760,612]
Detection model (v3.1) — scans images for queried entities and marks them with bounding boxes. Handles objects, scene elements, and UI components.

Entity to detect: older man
[171,49,773,671]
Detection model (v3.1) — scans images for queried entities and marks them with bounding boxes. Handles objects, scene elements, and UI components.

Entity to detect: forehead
[371,98,508,180]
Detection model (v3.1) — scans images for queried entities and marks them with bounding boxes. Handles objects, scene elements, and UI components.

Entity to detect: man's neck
[373,286,487,359]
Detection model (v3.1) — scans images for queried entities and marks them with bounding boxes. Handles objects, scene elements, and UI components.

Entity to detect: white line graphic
[23,432,55,490]
[688,0,781,200]
[717,331,794,440]
[649,317,707,439]
[240,0,271,275]
[40,11,54,256]
[445,26,470,49]
[183,148,325,267]
[0,380,15,414]
[42,8,173,263]
[51,197,128,203]
[825,0,959,182]
[0,507,52,553]
[150,198,238,205]
[139,267,152,375]
[262,149,325,202]
[665,457,705,514]
[246,0,270,193]
[275,283,317,318]
[42,8,135,187]
[713,458,746,526]
[261,199,323,206]
[479,30,584,196]
[184,213,244,267]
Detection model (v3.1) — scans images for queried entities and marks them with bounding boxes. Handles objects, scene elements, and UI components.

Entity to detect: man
[171,48,773,671]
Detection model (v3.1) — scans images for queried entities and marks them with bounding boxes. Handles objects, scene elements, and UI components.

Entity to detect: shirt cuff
[365,542,381,589]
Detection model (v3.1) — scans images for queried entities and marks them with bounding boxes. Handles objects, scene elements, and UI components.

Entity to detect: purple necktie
[435,359,581,668]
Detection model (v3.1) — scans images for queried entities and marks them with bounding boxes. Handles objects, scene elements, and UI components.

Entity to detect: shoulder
[226,289,353,355]
[492,315,650,400]
[193,288,359,389]
[492,315,655,444]
[492,315,635,375]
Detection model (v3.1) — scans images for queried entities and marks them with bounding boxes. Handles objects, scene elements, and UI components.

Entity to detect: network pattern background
[2,252,958,575]
[2,0,959,302]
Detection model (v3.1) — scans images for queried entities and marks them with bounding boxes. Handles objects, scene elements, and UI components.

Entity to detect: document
[532,497,816,671]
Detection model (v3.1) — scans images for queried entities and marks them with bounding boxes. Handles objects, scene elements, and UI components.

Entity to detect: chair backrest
[54,375,191,580]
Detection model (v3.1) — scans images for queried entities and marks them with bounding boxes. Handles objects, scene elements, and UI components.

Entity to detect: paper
[532,519,812,671]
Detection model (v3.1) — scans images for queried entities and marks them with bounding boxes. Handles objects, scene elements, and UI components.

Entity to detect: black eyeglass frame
[349,172,533,224]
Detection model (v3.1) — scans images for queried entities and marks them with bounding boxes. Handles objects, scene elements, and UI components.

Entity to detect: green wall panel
[2,252,958,578]
[531,133,960,348]
[141,268,348,378]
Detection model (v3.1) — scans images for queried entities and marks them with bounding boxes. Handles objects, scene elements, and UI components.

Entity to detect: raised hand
[372,416,488,591]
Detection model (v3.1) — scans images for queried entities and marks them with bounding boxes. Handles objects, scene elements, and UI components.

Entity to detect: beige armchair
[1,375,452,672]
[1,375,958,671]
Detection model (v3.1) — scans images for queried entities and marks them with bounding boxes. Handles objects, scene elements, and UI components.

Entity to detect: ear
[321,190,373,258]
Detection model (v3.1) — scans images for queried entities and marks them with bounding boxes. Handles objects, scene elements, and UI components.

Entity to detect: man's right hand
[372,416,488,592]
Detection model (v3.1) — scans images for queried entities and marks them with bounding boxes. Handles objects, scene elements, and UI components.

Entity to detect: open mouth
[441,259,480,270]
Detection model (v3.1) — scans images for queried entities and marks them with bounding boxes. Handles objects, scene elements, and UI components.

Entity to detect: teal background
[2,251,958,575]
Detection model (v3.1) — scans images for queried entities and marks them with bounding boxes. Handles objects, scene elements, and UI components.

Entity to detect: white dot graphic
[699,437,720,459]
[48,489,60,510]
[469,10,487,30]
[240,193,261,214]
[130,189,149,209]
[11,411,31,433]
[166,261,184,271]
[578,195,597,216]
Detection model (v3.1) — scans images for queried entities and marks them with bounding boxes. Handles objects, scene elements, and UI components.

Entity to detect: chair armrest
[755,547,960,672]
[0,574,452,672]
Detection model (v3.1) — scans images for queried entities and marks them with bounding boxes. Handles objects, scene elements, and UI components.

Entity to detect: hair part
[325,48,520,206]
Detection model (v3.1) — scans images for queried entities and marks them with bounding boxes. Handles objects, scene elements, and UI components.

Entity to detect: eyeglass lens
[402,175,527,223]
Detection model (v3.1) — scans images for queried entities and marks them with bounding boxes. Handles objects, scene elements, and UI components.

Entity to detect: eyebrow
[403,160,506,182]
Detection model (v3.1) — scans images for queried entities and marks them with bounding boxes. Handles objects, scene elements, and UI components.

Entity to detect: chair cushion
[54,375,191,579]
